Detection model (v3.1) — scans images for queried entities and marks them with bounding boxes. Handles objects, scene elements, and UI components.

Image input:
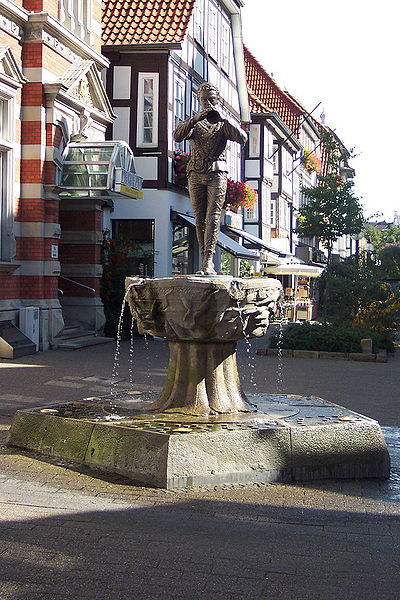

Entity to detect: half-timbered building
[102,0,257,277]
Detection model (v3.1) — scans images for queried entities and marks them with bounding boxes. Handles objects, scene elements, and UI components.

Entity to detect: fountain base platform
[8,394,390,489]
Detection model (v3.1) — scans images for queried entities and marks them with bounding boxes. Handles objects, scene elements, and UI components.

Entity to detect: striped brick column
[15,23,64,349]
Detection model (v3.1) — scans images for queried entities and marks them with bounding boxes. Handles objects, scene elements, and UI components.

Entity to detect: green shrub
[269,322,394,353]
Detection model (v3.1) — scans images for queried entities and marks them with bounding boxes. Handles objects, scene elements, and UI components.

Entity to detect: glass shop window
[112,219,154,278]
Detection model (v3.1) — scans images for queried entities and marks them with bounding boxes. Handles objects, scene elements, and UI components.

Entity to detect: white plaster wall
[113,107,130,144]
[113,66,131,99]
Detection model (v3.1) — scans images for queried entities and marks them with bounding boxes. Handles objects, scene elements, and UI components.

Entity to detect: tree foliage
[318,258,383,326]
[364,223,400,249]
[378,245,400,279]
[296,130,364,262]
[318,257,400,336]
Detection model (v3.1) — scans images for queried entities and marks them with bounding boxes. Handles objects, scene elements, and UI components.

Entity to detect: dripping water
[276,319,284,393]
[128,314,135,387]
[110,297,126,399]
[143,332,152,387]
[231,280,257,397]
[110,284,134,399]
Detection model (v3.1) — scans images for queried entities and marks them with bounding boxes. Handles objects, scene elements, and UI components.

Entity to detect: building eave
[26,12,109,69]
[0,0,28,24]
[253,111,302,152]
[103,42,182,53]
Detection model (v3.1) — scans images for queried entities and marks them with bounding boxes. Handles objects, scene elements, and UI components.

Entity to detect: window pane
[144,113,152,128]
[143,129,152,143]
[144,79,153,94]
[65,147,113,162]
[144,97,153,111]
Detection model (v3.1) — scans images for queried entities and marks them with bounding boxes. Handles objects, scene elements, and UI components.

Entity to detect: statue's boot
[202,255,217,275]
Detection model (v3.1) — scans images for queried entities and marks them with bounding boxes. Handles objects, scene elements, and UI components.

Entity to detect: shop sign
[113,167,143,199]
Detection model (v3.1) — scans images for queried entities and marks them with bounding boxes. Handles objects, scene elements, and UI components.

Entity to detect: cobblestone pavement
[0,340,400,599]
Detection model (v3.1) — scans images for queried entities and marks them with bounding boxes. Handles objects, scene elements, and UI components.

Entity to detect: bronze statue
[174,83,248,275]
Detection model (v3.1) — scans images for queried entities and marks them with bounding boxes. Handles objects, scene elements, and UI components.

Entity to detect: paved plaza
[0,338,399,599]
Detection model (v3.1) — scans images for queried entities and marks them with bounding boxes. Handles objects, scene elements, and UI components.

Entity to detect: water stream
[276,320,284,393]
[110,284,135,399]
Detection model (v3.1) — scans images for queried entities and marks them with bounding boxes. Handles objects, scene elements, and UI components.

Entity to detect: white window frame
[270,199,276,227]
[272,142,279,173]
[137,73,159,148]
[221,20,230,73]
[60,0,92,43]
[174,78,185,123]
[0,92,14,262]
[245,203,258,222]
[191,89,200,116]
[208,3,218,60]
[194,0,204,45]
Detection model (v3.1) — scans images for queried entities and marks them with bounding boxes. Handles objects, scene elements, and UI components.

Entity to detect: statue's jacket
[174,115,247,175]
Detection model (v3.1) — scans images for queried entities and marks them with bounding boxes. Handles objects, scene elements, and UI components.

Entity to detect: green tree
[296,130,364,263]
[364,224,383,249]
[318,258,382,325]
[382,224,400,245]
[378,245,400,279]
[364,223,400,250]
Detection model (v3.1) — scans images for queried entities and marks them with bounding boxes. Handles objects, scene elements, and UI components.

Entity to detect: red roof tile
[244,45,305,135]
[102,1,196,46]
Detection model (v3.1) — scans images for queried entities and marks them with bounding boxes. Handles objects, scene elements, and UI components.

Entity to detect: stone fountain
[7,272,390,489]
[6,82,390,487]
[125,275,282,415]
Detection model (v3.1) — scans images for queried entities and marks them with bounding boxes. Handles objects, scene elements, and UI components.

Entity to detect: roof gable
[0,46,26,89]
[244,45,304,135]
[102,1,196,46]
[44,59,115,122]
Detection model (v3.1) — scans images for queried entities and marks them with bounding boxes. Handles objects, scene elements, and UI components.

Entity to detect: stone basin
[125,276,282,415]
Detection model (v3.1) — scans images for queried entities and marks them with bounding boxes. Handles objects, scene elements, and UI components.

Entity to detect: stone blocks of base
[8,397,390,489]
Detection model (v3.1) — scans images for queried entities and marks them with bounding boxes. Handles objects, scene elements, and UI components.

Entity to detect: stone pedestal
[152,341,251,414]
[125,276,282,415]
[8,395,391,489]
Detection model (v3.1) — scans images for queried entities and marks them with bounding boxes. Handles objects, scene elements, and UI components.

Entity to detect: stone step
[60,327,96,340]
[57,335,114,350]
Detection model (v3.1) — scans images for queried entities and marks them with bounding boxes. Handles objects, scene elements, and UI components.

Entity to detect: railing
[59,276,95,294]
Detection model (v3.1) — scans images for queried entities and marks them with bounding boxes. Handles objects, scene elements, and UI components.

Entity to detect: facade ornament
[70,76,93,107]
[70,112,93,142]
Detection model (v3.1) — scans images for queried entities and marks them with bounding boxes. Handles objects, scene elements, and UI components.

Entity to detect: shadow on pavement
[0,497,399,600]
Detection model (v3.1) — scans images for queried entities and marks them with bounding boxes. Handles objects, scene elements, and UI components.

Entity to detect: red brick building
[0,1,141,355]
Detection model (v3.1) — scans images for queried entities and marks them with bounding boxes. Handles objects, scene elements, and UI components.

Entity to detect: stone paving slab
[0,430,399,600]
[1,341,400,598]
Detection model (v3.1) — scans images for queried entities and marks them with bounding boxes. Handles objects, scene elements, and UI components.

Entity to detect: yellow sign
[119,184,143,199]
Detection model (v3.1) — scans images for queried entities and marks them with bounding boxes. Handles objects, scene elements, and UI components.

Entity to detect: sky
[240,0,399,221]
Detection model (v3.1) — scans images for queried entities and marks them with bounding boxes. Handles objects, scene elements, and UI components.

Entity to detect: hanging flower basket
[302,148,322,174]
[173,150,190,186]
[224,179,258,211]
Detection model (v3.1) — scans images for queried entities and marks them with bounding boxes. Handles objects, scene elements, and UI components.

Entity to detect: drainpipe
[221,0,250,124]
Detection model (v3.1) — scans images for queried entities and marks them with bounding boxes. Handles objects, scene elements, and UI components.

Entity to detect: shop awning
[224,225,286,257]
[175,213,259,260]
[265,263,324,278]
